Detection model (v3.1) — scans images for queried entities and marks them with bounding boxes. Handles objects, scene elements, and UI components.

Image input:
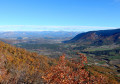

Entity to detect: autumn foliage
[42,53,108,84]
[0,41,119,83]
[0,41,57,83]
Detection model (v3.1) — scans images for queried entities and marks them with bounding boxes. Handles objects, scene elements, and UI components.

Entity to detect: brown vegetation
[42,53,109,84]
[0,41,57,83]
[0,41,119,84]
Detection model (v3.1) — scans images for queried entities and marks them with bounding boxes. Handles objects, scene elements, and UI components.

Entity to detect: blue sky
[0,0,120,31]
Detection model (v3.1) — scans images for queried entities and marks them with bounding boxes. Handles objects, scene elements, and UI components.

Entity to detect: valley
[0,29,120,83]
[14,42,120,74]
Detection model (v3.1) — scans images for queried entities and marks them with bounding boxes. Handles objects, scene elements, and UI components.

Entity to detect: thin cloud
[0,25,117,32]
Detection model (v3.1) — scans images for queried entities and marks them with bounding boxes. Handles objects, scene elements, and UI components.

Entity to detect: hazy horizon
[0,25,119,32]
[0,0,120,32]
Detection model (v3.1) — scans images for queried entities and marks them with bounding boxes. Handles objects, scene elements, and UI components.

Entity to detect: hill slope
[0,41,119,83]
[0,41,56,83]
[64,28,120,45]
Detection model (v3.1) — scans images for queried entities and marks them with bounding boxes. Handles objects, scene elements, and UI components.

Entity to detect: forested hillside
[0,41,120,83]
[64,28,120,45]
[0,41,57,83]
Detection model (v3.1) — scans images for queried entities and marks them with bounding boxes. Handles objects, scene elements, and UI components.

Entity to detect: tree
[42,53,108,84]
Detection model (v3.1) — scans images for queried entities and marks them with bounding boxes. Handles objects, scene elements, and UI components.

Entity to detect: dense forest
[0,41,120,83]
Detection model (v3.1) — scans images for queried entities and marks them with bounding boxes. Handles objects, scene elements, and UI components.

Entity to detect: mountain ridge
[64,28,120,45]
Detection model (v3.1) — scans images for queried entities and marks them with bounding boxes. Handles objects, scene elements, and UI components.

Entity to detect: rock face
[64,28,120,45]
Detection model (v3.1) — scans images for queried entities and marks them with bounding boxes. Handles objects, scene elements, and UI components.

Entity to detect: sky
[0,0,120,31]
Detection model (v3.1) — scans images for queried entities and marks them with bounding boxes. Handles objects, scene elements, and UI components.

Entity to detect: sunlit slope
[0,41,56,83]
[65,28,120,45]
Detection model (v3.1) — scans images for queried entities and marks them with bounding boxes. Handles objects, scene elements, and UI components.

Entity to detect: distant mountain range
[0,31,79,39]
[64,28,120,45]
